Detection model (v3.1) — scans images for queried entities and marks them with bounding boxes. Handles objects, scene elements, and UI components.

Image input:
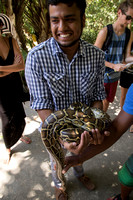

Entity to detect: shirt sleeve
[25,50,53,110]
[123,84,133,115]
[91,50,106,102]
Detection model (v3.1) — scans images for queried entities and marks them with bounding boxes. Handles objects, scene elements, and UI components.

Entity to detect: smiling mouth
[59,34,71,38]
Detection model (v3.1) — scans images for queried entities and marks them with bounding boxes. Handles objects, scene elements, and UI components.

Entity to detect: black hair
[46,0,86,18]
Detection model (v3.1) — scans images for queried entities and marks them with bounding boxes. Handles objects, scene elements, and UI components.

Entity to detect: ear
[82,14,86,28]
[118,9,122,17]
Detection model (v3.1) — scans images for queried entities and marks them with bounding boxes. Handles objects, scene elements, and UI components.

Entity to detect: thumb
[62,164,71,174]
[63,142,77,150]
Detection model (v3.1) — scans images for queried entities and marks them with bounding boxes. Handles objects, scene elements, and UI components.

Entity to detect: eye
[66,18,75,22]
[51,18,59,24]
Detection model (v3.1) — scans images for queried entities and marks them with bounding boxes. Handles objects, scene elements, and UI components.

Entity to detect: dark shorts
[120,71,133,88]
[104,81,118,103]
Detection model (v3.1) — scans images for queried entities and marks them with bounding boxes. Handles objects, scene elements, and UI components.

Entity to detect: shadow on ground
[0,85,133,200]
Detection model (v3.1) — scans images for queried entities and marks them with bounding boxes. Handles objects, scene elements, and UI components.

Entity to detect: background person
[107,83,133,200]
[120,31,133,133]
[94,0,133,112]
[0,14,31,163]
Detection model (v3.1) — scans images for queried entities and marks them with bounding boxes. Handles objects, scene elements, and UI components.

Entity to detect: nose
[58,20,66,31]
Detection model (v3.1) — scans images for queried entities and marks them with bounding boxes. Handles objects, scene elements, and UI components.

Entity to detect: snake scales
[41,102,111,190]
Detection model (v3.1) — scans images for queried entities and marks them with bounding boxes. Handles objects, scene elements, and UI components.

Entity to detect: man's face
[49,3,85,48]
[118,7,133,28]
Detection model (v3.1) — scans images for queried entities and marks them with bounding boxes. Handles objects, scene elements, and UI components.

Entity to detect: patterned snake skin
[41,102,111,190]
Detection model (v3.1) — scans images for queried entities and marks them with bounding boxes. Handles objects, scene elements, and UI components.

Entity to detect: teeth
[60,34,70,38]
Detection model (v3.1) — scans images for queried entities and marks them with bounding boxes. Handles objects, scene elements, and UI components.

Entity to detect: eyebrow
[50,14,76,19]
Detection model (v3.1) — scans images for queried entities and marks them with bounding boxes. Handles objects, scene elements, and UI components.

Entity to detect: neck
[60,41,80,61]
[113,21,126,36]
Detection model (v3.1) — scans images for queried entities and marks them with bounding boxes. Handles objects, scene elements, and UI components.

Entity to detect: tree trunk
[4,0,18,40]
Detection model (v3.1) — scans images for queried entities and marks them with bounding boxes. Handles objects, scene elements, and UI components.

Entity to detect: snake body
[41,102,111,190]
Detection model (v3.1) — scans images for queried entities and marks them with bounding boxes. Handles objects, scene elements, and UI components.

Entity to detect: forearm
[37,109,53,122]
[91,100,103,110]
[125,56,133,63]
[105,61,115,69]
[78,126,121,163]
[0,63,25,73]
[0,71,12,77]
[78,110,133,163]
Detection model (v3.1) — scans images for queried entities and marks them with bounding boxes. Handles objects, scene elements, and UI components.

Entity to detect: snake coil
[41,102,111,191]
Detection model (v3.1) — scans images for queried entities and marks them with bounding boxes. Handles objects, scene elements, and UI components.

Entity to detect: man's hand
[63,129,110,155]
[62,155,81,174]
[62,129,110,174]
[62,131,91,155]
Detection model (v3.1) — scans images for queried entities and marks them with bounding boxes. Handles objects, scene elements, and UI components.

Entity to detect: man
[94,0,133,112]
[25,0,107,199]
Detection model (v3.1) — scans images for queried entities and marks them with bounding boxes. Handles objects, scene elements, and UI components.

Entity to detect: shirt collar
[51,37,86,57]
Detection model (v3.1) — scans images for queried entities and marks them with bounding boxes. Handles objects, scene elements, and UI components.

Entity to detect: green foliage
[82,0,122,44]
[0,1,6,13]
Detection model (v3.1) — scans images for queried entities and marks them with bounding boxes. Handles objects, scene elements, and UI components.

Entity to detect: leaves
[82,0,122,44]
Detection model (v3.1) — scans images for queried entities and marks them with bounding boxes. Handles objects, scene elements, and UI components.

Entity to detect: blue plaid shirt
[105,31,126,73]
[25,37,106,111]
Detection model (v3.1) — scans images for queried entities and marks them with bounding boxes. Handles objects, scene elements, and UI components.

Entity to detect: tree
[82,0,122,44]
[0,0,50,55]
[1,0,132,51]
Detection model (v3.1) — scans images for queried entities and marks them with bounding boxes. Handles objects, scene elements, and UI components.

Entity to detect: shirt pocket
[80,72,96,97]
[44,72,67,97]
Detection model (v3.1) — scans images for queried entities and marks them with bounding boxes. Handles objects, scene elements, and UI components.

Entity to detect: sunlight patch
[40,162,51,177]
[113,171,118,175]
[33,184,43,191]
[103,153,108,157]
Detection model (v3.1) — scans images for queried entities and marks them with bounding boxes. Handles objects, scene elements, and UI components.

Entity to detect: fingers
[62,163,71,174]
[90,129,105,145]
[62,129,110,154]
[115,64,126,71]
[62,156,81,174]
[63,141,77,151]
[104,130,110,136]
[76,131,90,153]
[14,54,22,64]
[62,157,71,174]
[63,132,90,155]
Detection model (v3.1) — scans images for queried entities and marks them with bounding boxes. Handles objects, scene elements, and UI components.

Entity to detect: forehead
[125,7,133,18]
[125,7,133,15]
[49,3,81,18]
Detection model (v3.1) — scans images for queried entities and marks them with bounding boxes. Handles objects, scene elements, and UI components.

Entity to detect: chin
[120,24,125,28]
[58,39,80,48]
[59,43,72,47]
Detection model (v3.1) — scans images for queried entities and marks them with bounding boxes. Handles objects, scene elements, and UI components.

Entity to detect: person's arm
[90,100,103,110]
[94,27,107,49]
[125,32,133,63]
[63,109,133,173]
[0,71,12,77]
[0,38,25,76]
[37,109,53,122]
[94,27,126,72]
